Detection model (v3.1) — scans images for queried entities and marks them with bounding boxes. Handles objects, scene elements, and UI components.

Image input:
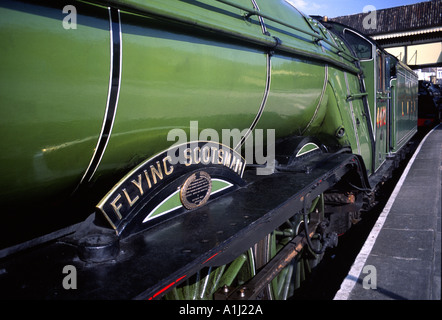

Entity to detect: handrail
[216,0,322,40]
[214,0,359,62]
[104,0,361,73]
[347,92,368,101]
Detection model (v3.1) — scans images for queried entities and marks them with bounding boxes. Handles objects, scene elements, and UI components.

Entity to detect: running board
[0,153,364,299]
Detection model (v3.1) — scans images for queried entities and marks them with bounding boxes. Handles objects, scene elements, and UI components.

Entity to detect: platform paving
[334,124,442,300]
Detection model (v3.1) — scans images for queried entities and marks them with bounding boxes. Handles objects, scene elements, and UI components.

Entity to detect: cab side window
[343,29,373,60]
[377,53,385,93]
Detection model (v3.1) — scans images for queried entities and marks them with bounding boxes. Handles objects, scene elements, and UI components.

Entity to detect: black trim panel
[80,8,122,184]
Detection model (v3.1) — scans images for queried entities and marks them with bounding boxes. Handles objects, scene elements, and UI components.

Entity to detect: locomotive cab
[318,18,418,173]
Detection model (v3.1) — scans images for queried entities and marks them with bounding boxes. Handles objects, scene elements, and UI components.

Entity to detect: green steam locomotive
[0,0,417,299]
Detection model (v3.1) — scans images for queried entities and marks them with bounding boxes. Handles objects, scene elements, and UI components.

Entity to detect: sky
[286,0,429,18]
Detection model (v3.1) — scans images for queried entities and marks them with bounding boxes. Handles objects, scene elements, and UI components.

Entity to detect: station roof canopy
[330,0,442,40]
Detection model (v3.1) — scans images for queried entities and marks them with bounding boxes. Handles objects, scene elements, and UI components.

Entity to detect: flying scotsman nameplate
[97,141,246,237]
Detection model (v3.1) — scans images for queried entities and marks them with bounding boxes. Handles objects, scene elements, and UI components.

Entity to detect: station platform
[334,124,442,300]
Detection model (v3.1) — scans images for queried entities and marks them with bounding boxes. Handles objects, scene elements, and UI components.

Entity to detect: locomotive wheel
[165,248,256,300]
[254,194,324,300]
[165,195,324,300]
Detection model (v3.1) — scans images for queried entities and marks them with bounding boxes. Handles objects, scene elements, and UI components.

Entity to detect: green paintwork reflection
[0,2,110,202]
[0,0,366,207]
[256,55,326,138]
[96,10,267,178]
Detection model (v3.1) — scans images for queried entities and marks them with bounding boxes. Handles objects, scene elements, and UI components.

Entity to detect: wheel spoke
[166,194,325,300]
